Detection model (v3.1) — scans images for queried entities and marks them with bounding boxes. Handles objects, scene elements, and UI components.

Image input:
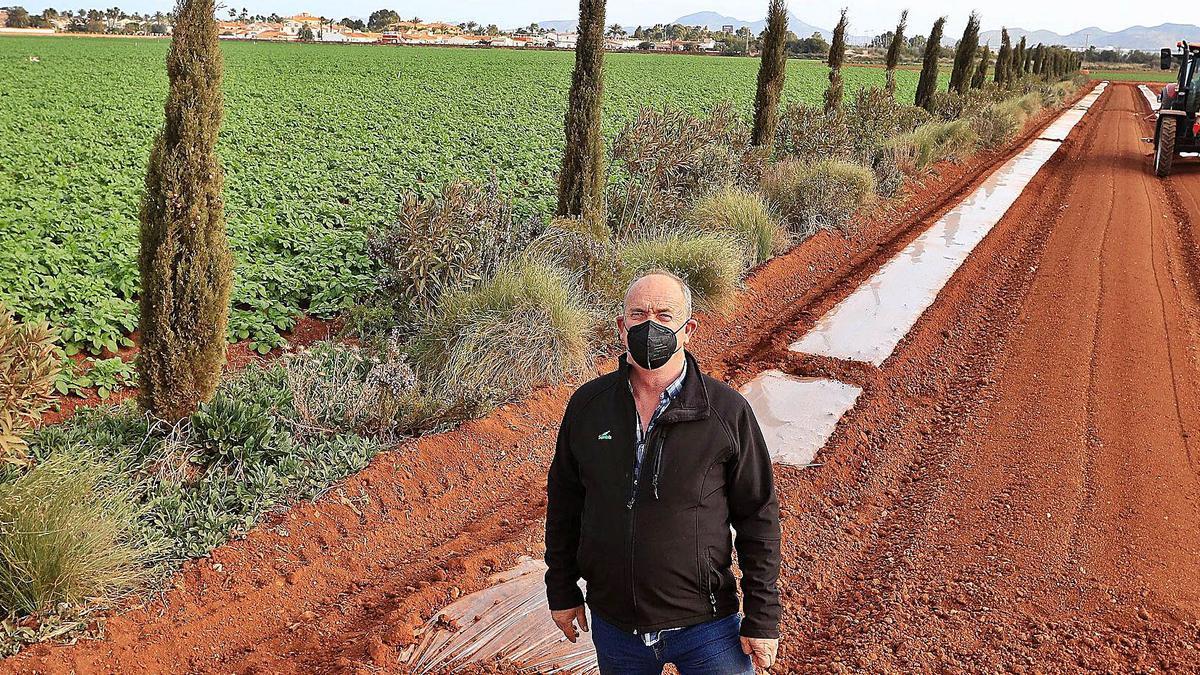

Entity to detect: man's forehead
[625,277,686,310]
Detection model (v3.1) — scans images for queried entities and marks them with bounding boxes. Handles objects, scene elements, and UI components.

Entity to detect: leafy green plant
[54,357,138,400]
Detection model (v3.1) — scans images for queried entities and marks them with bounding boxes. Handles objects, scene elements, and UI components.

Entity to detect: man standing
[545,271,781,673]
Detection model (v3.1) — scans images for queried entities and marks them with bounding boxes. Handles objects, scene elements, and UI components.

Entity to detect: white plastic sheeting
[739,370,862,467]
[1139,83,1160,111]
[404,557,598,673]
[789,84,1105,366]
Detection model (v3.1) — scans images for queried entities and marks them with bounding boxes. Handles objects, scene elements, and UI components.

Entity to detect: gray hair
[622,269,693,318]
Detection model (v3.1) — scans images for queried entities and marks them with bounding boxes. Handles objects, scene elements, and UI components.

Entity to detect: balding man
[546,270,781,673]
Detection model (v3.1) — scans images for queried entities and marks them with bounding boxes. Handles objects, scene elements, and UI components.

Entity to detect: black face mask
[625,319,689,370]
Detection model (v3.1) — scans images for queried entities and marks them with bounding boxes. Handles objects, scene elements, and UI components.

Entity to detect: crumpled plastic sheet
[405,557,599,673]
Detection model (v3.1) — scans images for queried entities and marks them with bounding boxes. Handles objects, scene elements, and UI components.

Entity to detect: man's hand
[740,636,778,671]
[551,605,589,643]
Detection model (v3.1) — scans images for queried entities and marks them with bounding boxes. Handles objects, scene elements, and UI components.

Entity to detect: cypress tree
[1033,43,1045,77]
[884,9,908,95]
[138,0,232,422]
[824,8,848,113]
[971,45,990,88]
[915,16,945,111]
[1013,36,1026,80]
[994,28,1011,85]
[751,0,789,147]
[556,0,607,228]
[948,11,980,94]
[1022,42,1033,74]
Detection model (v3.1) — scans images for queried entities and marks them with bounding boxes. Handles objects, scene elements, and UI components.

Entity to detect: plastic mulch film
[404,557,599,674]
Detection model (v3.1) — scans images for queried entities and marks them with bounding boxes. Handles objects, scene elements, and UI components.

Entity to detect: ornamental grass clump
[619,233,747,315]
[526,218,626,312]
[971,93,1043,147]
[0,306,60,464]
[759,158,876,235]
[889,120,979,171]
[0,451,153,618]
[688,187,787,265]
[406,260,594,404]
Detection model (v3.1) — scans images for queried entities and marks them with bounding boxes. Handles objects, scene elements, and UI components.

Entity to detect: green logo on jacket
[598,430,612,440]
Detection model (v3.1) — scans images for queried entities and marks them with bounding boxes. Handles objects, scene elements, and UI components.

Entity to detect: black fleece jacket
[544,351,781,639]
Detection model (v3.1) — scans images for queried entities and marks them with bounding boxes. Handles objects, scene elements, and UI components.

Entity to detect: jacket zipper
[705,546,717,615]
[626,425,662,632]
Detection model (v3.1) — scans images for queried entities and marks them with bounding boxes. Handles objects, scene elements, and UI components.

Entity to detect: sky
[17,0,1195,37]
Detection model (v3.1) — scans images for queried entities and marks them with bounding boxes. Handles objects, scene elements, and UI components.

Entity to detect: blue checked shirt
[631,360,687,479]
[628,360,687,646]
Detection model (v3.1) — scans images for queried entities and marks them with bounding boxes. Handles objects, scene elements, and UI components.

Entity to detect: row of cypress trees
[140,0,1083,421]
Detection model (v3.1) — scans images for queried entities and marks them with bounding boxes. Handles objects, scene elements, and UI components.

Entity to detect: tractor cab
[1152,41,1200,176]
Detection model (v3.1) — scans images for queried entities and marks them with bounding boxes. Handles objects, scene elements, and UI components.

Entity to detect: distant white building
[544,31,578,49]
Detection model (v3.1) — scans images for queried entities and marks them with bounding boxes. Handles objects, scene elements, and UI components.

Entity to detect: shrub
[406,260,594,404]
[619,233,748,314]
[0,306,61,464]
[688,187,787,264]
[365,180,533,323]
[760,158,876,235]
[0,451,153,617]
[284,342,399,437]
[889,120,978,171]
[282,340,466,438]
[609,104,759,237]
[773,104,853,161]
[848,87,930,158]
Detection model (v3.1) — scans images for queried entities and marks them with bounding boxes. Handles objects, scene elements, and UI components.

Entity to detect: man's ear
[616,315,626,333]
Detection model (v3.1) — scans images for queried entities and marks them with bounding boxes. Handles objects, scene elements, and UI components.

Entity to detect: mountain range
[979,24,1200,51]
[535,11,1200,51]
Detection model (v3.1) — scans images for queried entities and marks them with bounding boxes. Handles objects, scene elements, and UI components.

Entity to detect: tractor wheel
[1155,117,1176,177]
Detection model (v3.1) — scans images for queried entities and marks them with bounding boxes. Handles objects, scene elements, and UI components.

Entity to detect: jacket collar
[618,350,710,424]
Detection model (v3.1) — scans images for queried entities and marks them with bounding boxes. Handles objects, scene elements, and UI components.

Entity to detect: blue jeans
[591,612,755,675]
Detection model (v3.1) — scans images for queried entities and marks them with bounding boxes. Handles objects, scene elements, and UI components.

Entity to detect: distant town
[0,5,1172,65]
[0,6,788,54]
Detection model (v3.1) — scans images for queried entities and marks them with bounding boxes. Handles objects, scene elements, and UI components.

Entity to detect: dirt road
[11,83,1200,673]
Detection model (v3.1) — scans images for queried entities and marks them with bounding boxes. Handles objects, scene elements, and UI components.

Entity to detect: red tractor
[1153,41,1200,176]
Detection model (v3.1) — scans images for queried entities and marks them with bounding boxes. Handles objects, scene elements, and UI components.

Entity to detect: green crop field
[1089,69,1174,82]
[0,35,942,356]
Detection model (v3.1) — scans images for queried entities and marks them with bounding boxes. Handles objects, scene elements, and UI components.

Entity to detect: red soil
[41,315,340,426]
[11,84,1200,673]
